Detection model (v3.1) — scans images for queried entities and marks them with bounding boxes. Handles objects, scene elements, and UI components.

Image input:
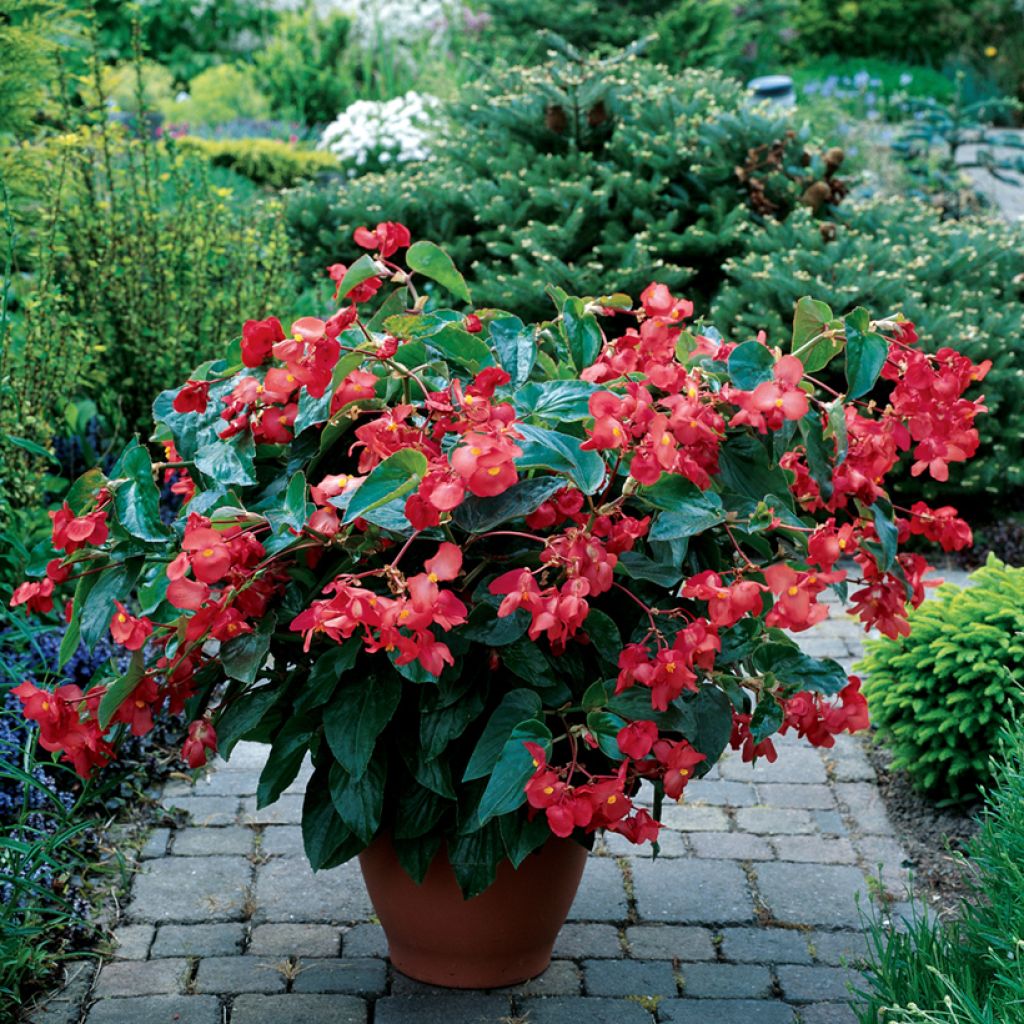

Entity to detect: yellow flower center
[787,585,799,596]
[486,466,501,476]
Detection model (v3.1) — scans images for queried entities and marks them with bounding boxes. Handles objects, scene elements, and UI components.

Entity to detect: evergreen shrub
[858,558,1024,804]
[712,198,1024,504]
[286,53,845,320]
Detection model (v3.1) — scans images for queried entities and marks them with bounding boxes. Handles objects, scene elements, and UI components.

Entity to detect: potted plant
[9,224,986,987]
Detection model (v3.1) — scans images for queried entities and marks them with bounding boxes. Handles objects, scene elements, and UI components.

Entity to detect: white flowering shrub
[317,92,439,175]
[325,0,478,47]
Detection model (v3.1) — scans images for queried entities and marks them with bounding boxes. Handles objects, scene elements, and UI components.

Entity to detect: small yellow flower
[984,45,998,57]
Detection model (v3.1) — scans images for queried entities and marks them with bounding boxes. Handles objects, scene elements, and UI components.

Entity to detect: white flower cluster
[321,0,468,47]
[318,91,439,172]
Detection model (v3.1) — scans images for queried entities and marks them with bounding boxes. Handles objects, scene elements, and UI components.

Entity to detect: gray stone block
[519,996,654,1023]
[374,995,512,1023]
[601,828,687,857]
[553,923,623,959]
[172,826,253,857]
[812,810,849,835]
[250,923,341,958]
[260,825,304,857]
[799,1001,859,1023]
[681,780,758,806]
[834,783,894,834]
[342,923,388,958]
[734,808,817,835]
[567,857,628,921]
[253,857,372,923]
[680,962,772,998]
[656,804,729,831]
[624,926,716,961]
[151,923,245,957]
[719,748,827,784]
[583,959,678,997]
[720,927,813,965]
[772,836,858,864]
[688,832,774,860]
[158,795,240,826]
[756,784,836,809]
[129,856,251,923]
[659,999,795,1023]
[755,863,869,927]
[778,964,856,1001]
[85,995,220,1024]
[110,924,153,960]
[194,956,285,994]
[187,768,259,797]
[500,960,581,996]
[241,794,304,825]
[230,993,366,1024]
[216,741,270,774]
[291,958,387,995]
[632,859,755,924]
[93,959,188,998]
[808,930,871,966]
[139,829,170,860]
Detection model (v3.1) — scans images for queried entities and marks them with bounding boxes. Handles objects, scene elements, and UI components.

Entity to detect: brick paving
[31,576,974,1024]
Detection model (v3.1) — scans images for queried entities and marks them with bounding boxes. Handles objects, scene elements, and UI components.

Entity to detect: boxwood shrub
[858,557,1024,804]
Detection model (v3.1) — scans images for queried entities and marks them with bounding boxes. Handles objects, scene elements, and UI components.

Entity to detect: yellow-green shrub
[178,137,339,189]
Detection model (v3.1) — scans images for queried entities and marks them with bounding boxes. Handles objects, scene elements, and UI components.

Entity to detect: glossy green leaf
[791,296,841,373]
[648,491,725,541]
[563,297,603,370]
[845,310,889,399]
[871,498,899,572]
[587,711,628,758]
[216,684,281,758]
[515,424,606,494]
[343,448,428,524]
[97,649,146,729]
[727,341,776,390]
[110,439,170,542]
[80,558,144,650]
[752,644,848,696]
[406,240,472,303]
[514,380,601,422]
[194,434,256,487]
[718,434,794,509]
[448,819,505,898]
[220,615,275,685]
[330,751,386,845]
[489,316,536,387]
[302,764,363,871]
[323,673,402,776]
[451,477,564,533]
[294,641,360,715]
[463,689,543,781]
[257,718,314,807]
[477,719,552,826]
[336,253,382,301]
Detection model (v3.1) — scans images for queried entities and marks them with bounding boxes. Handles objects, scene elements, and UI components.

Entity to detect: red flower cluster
[616,621,721,711]
[782,678,870,748]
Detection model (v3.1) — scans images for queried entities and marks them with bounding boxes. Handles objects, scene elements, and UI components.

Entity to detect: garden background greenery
[1,0,1023,1018]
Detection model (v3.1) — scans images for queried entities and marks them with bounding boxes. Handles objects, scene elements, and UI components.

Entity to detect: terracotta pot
[358,834,588,988]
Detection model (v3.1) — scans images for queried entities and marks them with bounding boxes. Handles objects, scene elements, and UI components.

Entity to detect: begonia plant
[9,225,987,895]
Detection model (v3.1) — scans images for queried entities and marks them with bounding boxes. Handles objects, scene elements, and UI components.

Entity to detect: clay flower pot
[358,834,589,988]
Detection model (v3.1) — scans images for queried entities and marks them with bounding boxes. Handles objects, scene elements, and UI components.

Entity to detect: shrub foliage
[859,557,1024,803]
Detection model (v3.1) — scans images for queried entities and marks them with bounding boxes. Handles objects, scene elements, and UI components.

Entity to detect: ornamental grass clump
[7,224,987,893]
[859,557,1024,805]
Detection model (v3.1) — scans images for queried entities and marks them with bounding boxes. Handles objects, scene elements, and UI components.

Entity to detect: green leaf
[97,649,146,730]
[677,686,734,764]
[323,673,402,776]
[330,751,386,845]
[302,764,362,871]
[648,492,725,541]
[514,380,600,422]
[343,448,428,524]
[791,296,840,373]
[584,608,622,666]
[337,253,382,301]
[66,468,107,515]
[267,471,312,537]
[4,434,59,464]
[477,719,552,826]
[563,297,603,370]
[461,603,530,646]
[749,695,784,743]
[294,642,360,716]
[394,782,450,839]
[451,477,564,533]
[406,240,472,303]
[798,413,834,502]
[220,615,275,685]
[421,322,493,372]
[499,638,559,690]
[617,550,683,587]
[216,684,280,758]
[80,559,144,650]
[499,811,551,869]
[845,311,889,399]
[107,440,170,543]
[489,317,536,387]
[871,499,899,572]
[420,684,488,761]
[448,819,505,899]
[587,711,627,758]
[463,689,543,781]
[718,434,794,509]
[393,834,442,883]
[727,341,776,390]
[640,476,711,512]
[515,424,606,494]
[257,718,313,807]
[751,644,848,696]
[194,434,257,487]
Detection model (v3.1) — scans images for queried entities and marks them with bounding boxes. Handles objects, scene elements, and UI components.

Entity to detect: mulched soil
[865,734,980,917]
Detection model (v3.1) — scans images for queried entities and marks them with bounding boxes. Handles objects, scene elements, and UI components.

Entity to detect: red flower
[50,504,108,554]
[640,282,693,323]
[241,316,285,368]
[464,314,483,333]
[654,739,707,800]
[617,720,658,760]
[182,719,217,769]
[450,432,522,498]
[763,563,842,632]
[906,501,972,552]
[682,570,764,627]
[327,263,383,304]
[730,355,809,432]
[607,808,661,845]
[10,578,55,615]
[109,601,154,651]
[353,221,411,258]
[172,380,210,414]
[112,675,160,736]
[807,521,858,571]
